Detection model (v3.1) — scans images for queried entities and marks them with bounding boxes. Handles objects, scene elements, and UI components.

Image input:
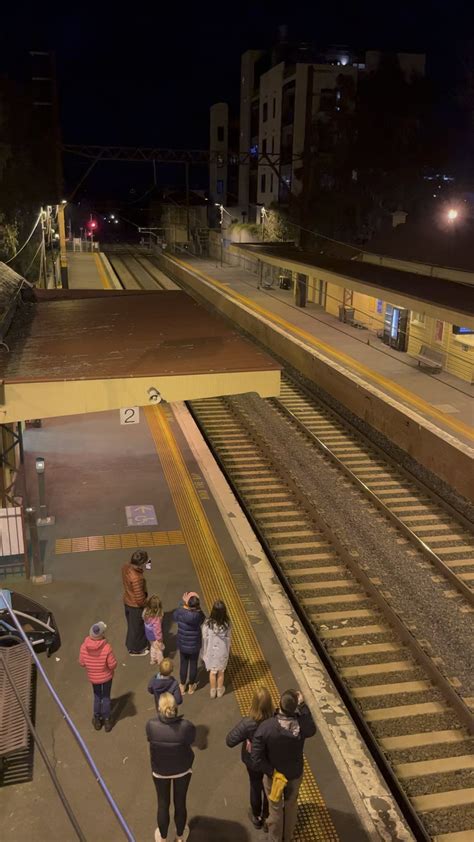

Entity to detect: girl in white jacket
[201,600,231,698]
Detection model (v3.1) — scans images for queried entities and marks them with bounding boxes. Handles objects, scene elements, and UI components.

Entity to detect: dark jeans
[179,652,198,685]
[92,679,112,719]
[124,604,148,653]
[248,768,269,820]
[153,773,191,838]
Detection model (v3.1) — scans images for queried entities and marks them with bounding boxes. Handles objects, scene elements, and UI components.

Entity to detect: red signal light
[89,220,97,229]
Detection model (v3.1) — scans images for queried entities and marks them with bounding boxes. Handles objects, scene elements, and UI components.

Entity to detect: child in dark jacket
[173,591,205,695]
[148,658,183,706]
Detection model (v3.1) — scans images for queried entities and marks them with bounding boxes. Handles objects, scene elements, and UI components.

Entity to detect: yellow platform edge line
[145,404,340,842]
[94,252,112,289]
[171,255,474,443]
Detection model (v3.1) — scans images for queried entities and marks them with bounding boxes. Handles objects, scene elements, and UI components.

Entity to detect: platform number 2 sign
[120,407,140,425]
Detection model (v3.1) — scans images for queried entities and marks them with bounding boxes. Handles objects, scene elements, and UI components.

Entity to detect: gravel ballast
[230,393,474,698]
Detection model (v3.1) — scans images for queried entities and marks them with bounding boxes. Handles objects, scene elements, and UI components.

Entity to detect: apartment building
[210,36,425,220]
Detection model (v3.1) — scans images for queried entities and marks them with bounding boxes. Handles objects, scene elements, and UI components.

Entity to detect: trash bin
[339,306,355,324]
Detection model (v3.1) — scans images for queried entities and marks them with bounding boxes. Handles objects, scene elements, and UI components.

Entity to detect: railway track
[106,250,178,290]
[189,394,474,842]
[273,376,474,602]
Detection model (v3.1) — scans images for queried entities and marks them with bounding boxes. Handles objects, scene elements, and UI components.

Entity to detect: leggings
[179,652,198,685]
[153,773,191,838]
[248,767,269,819]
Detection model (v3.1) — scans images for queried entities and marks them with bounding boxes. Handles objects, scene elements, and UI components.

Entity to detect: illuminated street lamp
[447,208,459,222]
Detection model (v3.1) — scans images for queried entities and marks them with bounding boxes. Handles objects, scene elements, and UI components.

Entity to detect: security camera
[147,387,162,404]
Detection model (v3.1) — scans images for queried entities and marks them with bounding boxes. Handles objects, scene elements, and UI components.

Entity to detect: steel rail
[188,395,474,842]
[272,389,474,605]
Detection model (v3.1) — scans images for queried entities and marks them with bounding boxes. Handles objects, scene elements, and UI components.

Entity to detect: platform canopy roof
[0,275,280,423]
[234,244,474,329]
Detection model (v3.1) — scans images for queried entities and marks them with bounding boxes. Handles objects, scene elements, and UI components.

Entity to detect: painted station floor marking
[55,530,185,554]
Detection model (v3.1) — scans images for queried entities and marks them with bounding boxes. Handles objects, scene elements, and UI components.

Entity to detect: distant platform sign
[125,505,157,526]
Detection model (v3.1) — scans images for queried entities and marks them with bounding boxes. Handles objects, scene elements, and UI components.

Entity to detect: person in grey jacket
[226,687,273,829]
[146,692,196,842]
[201,600,231,698]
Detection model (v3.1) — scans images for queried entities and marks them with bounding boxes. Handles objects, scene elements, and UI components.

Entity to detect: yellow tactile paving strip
[94,252,113,288]
[170,255,474,443]
[146,405,340,842]
[55,530,185,554]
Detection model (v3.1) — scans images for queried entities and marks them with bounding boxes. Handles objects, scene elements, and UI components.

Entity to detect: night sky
[2,1,474,201]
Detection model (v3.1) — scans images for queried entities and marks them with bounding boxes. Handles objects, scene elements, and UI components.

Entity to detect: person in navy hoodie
[148,657,183,706]
[173,591,205,695]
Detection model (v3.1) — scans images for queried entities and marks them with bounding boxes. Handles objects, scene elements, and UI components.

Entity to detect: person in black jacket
[146,692,196,842]
[251,689,316,842]
[226,686,273,829]
[173,592,205,695]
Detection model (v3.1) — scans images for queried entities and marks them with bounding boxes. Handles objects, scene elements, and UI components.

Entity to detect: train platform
[66,250,117,290]
[161,255,473,451]
[2,404,411,841]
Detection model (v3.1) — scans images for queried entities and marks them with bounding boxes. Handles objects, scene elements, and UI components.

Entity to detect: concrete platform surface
[0,406,405,842]
[165,255,473,448]
[67,251,105,289]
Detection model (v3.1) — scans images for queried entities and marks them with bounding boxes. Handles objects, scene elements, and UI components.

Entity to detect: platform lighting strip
[145,405,339,842]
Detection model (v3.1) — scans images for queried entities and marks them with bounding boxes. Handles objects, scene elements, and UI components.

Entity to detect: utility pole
[185,162,190,243]
[57,202,69,288]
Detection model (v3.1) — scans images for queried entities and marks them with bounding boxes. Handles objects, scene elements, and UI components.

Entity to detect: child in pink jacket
[142,595,165,666]
[79,622,117,732]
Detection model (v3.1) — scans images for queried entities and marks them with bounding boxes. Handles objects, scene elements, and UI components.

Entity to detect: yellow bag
[269,770,288,802]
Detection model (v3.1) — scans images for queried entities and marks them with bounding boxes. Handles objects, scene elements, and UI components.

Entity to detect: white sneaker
[210,687,217,699]
[154,828,166,842]
[216,686,225,698]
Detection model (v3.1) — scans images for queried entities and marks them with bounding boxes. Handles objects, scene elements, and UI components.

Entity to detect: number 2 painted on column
[120,407,140,425]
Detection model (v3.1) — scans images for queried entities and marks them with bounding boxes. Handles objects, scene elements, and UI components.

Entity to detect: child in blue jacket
[173,591,205,695]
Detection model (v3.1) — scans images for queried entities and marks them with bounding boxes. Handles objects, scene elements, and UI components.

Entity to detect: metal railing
[0,592,135,841]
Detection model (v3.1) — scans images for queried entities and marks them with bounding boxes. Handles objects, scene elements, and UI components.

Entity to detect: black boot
[92,716,102,730]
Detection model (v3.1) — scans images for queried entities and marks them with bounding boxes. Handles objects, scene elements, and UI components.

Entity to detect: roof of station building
[0,285,280,422]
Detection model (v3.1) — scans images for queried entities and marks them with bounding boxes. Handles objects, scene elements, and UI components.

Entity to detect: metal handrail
[0,592,135,841]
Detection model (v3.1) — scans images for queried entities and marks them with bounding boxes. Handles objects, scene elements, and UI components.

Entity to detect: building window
[263,101,268,122]
[376,299,384,315]
[260,173,266,193]
[273,97,276,118]
[411,311,426,325]
[217,125,225,142]
[271,137,274,153]
[262,138,267,155]
[216,179,224,195]
[434,320,444,343]
[270,173,274,192]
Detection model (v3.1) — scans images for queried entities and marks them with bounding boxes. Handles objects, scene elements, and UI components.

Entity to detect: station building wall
[408,314,474,384]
